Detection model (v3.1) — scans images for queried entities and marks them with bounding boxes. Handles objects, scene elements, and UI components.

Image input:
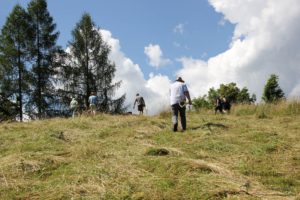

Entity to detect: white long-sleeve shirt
[170,81,188,105]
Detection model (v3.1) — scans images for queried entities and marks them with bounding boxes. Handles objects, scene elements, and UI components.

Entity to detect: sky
[1,0,300,115]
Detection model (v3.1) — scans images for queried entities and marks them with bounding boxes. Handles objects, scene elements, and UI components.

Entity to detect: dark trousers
[171,103,186,131]
[215,105,223,114]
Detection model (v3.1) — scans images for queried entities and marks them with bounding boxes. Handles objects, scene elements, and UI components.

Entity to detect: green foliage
[207,87,218,105]
[192,95,212,111]
[26,0,60,118]
[0,94,18,121]
[0,5,31,121]
[206,83,255,107]
[218,82,240,103]
[193,83,257,113]
[237,87,251,103]
[262,74,285,103]
[218,82,255,104]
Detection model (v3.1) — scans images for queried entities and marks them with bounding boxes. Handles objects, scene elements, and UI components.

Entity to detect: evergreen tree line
[0,0,125,122]
[192,74,285,110]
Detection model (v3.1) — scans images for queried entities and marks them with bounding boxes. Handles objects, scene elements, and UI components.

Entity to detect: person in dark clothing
[133,93,146,115]
[222,96,231,113]
[215,96,223,114]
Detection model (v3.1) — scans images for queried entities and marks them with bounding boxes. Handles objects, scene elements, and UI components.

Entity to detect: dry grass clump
[187,159,225,174]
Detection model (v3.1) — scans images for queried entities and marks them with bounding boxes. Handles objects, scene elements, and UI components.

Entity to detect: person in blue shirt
[88,92,97,116]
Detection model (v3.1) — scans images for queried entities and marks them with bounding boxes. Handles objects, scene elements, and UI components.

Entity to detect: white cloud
[173,23,185,34]
[176,0,300,100]
[144,44,171,68]
[100,30,171,115]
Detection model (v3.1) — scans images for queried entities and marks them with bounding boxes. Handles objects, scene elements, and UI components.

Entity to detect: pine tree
[27,0,60,118]
[262,74,285,103]
[0,5,30,121]
[66,13,125,113]
[27,0,59,118]
[237,87,251,104]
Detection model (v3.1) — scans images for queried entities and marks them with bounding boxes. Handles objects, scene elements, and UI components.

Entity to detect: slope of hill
[0,103,300,199]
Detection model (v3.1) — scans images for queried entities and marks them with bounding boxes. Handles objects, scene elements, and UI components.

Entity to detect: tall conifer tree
[262,74,285,103]
[66,13,125,113]
[27,0,59,118]
[0,5,30,121]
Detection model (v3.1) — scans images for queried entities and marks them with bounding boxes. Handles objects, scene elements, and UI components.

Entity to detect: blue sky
[0,0,233,79]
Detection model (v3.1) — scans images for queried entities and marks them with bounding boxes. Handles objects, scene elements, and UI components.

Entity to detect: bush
[192,95,212,111]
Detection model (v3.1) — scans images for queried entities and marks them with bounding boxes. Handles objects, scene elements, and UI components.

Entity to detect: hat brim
[176,77,184,82]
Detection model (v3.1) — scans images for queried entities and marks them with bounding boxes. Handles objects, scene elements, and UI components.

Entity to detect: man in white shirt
[170,76,192,132]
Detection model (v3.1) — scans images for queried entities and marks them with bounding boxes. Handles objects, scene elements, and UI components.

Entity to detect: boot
[173,123,178,132]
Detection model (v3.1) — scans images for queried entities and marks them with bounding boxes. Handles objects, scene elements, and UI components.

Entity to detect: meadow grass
[0,101,299,199]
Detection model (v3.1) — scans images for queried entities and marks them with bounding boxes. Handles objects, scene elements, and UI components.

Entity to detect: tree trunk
[17,40,23,122]
[84,31,90,108]
[36,15,42,118]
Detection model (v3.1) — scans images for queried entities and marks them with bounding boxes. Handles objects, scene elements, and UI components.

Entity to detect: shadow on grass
[146,148,170,156]
[191,122,229,131]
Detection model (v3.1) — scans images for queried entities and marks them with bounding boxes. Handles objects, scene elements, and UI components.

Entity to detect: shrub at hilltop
[192,82,256,110]
[262,74,285,103]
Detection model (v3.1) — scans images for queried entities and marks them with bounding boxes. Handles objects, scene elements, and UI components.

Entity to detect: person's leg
[141,105,144,115]
[138,105,142,115]
[179,106,186,130]
[171,104,179,132]
[219,106,223,114]
[216,106,222,114]
[90,104,96,116]
[72,108,77,118]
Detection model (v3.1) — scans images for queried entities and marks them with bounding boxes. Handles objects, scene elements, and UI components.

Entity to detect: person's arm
[182,84,192,105]
[184,91,192,105]
[133,98,136,108]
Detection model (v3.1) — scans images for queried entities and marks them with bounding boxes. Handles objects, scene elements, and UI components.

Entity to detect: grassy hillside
[0,102,300,199]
